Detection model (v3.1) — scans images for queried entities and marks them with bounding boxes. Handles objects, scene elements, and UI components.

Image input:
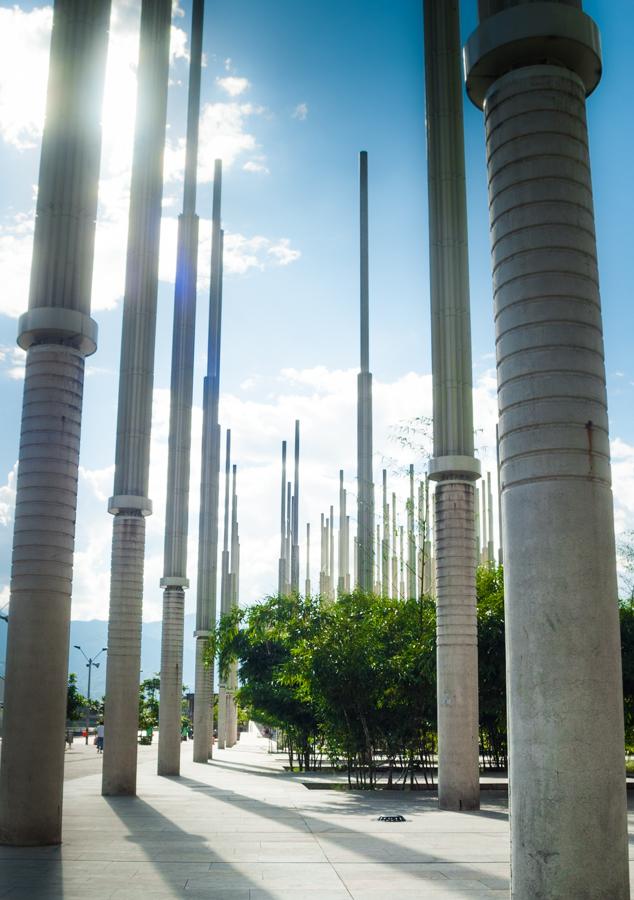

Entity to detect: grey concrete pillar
[424,0,481,811]
[357,151,375,592]
[217,429,231,750]
[158,0,204,779]
[408,465,417,599]
[193,162,223,763]
[465,2,629,895]
[381,470,389,597]
[291,420,300,593]
[278,441,287,595]
[226,465,239,747]
[0,0,111,846]
[102,0,172,797]
[305,523,311,596]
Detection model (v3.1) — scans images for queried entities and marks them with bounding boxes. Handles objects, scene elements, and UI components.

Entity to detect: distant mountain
[1,614,198,700]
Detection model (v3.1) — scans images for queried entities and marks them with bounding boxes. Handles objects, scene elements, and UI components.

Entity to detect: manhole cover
[377,815,406,822]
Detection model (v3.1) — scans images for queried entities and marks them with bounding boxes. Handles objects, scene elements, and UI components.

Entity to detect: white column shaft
[0,0,111,846]
[482,60,628,897]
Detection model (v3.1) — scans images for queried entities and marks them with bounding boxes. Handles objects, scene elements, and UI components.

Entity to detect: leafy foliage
[476,566,506,768]
[138,676,160,730]
[66,673,86,721]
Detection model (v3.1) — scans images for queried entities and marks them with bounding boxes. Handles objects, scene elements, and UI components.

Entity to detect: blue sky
[0,0,633,632]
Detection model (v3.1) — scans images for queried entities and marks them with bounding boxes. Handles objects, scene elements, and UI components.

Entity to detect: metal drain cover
[377,815,406,822]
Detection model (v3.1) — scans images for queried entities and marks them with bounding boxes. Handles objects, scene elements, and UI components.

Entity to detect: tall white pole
[424,0,481,810]
[278,441,287,595]
[407,464,417,598]
[357,152,375,591]
[465,1,629,893]
[103,0,172,796]
[305,523,311,596]
[158,0,204,777]
[217,429,231,750]
[193,161,223,764]
[0,0,111,845]
[291,420,300,593]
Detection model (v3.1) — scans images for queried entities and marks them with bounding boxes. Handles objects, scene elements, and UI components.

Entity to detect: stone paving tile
[6,736,634,898]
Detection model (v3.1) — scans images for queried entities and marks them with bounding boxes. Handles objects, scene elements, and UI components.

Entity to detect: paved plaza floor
[0,734,633,898]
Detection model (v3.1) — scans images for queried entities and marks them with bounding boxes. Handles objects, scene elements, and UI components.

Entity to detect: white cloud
[0,345,25,380]
[198,101,264,176]
[0,212,33,318]
[267,238,301,266]
[66,367,503,619]
[0,463,17,528]
[0,3,285,321]
[0,6,51,149]
[158,218,301,284]
[292,102,308,121]
[243,160,270,175]
[217,76,250,97]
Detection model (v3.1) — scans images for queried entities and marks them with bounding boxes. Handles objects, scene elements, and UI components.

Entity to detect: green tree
[476,565,507,768]
[66,673,86,721]
[138,676,160,730]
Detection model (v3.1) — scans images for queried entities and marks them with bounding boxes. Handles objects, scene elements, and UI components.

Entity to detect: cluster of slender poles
[0,1,630,897]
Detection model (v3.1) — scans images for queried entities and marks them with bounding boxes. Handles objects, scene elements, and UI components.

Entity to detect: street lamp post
[74,646,107,745]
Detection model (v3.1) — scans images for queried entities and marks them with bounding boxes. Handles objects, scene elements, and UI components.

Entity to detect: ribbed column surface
[102,516,144,795]
[0,346,84,844]
[104,0,171,797]
[486,64,628,898]
[157,587,185,775]
[162,214,199,579]
[425,0,475,460]
[112,0,171,498]
[193,636,213,762]
[434,481,479,810]
[357,371,374,590]
[28,0,110,316]
[0,0,110,848]
[216,685,227,749]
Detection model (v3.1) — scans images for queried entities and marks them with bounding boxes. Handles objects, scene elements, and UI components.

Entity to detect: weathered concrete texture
[434,482,480,810]
[470,46,629,898]
[465,1,629,895]
[356,151,375,592]
[0,0,111,847]
[157,587,185,775]
[193,161,223,763]
[424,0,481,812]
[193,635,213,762]
[103,0,172,797]
[158,0,204,778]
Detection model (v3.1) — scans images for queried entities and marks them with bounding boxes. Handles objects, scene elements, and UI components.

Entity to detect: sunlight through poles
[0,0,111,846]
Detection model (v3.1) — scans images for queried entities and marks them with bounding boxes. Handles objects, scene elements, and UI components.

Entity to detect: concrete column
[290,421,300,593]
[391,493,398,599]
[407,465,417,598]
[158,0,204,778]
[373,524,379,593]
[102,0,171,799]
[381,470,389,597]
[465,2,629,894]
[278,441,287,595]
[217,429,231,750]
[286,481,292,593]
[486,472,495,565]
[357,151,375,591]
[0,0,111,846]
[338,471,345,595]
[193,161,223,763]
[226,464,239,747]
[305,523,311,596]
[424,0,481,811]
[329,504,335,599]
